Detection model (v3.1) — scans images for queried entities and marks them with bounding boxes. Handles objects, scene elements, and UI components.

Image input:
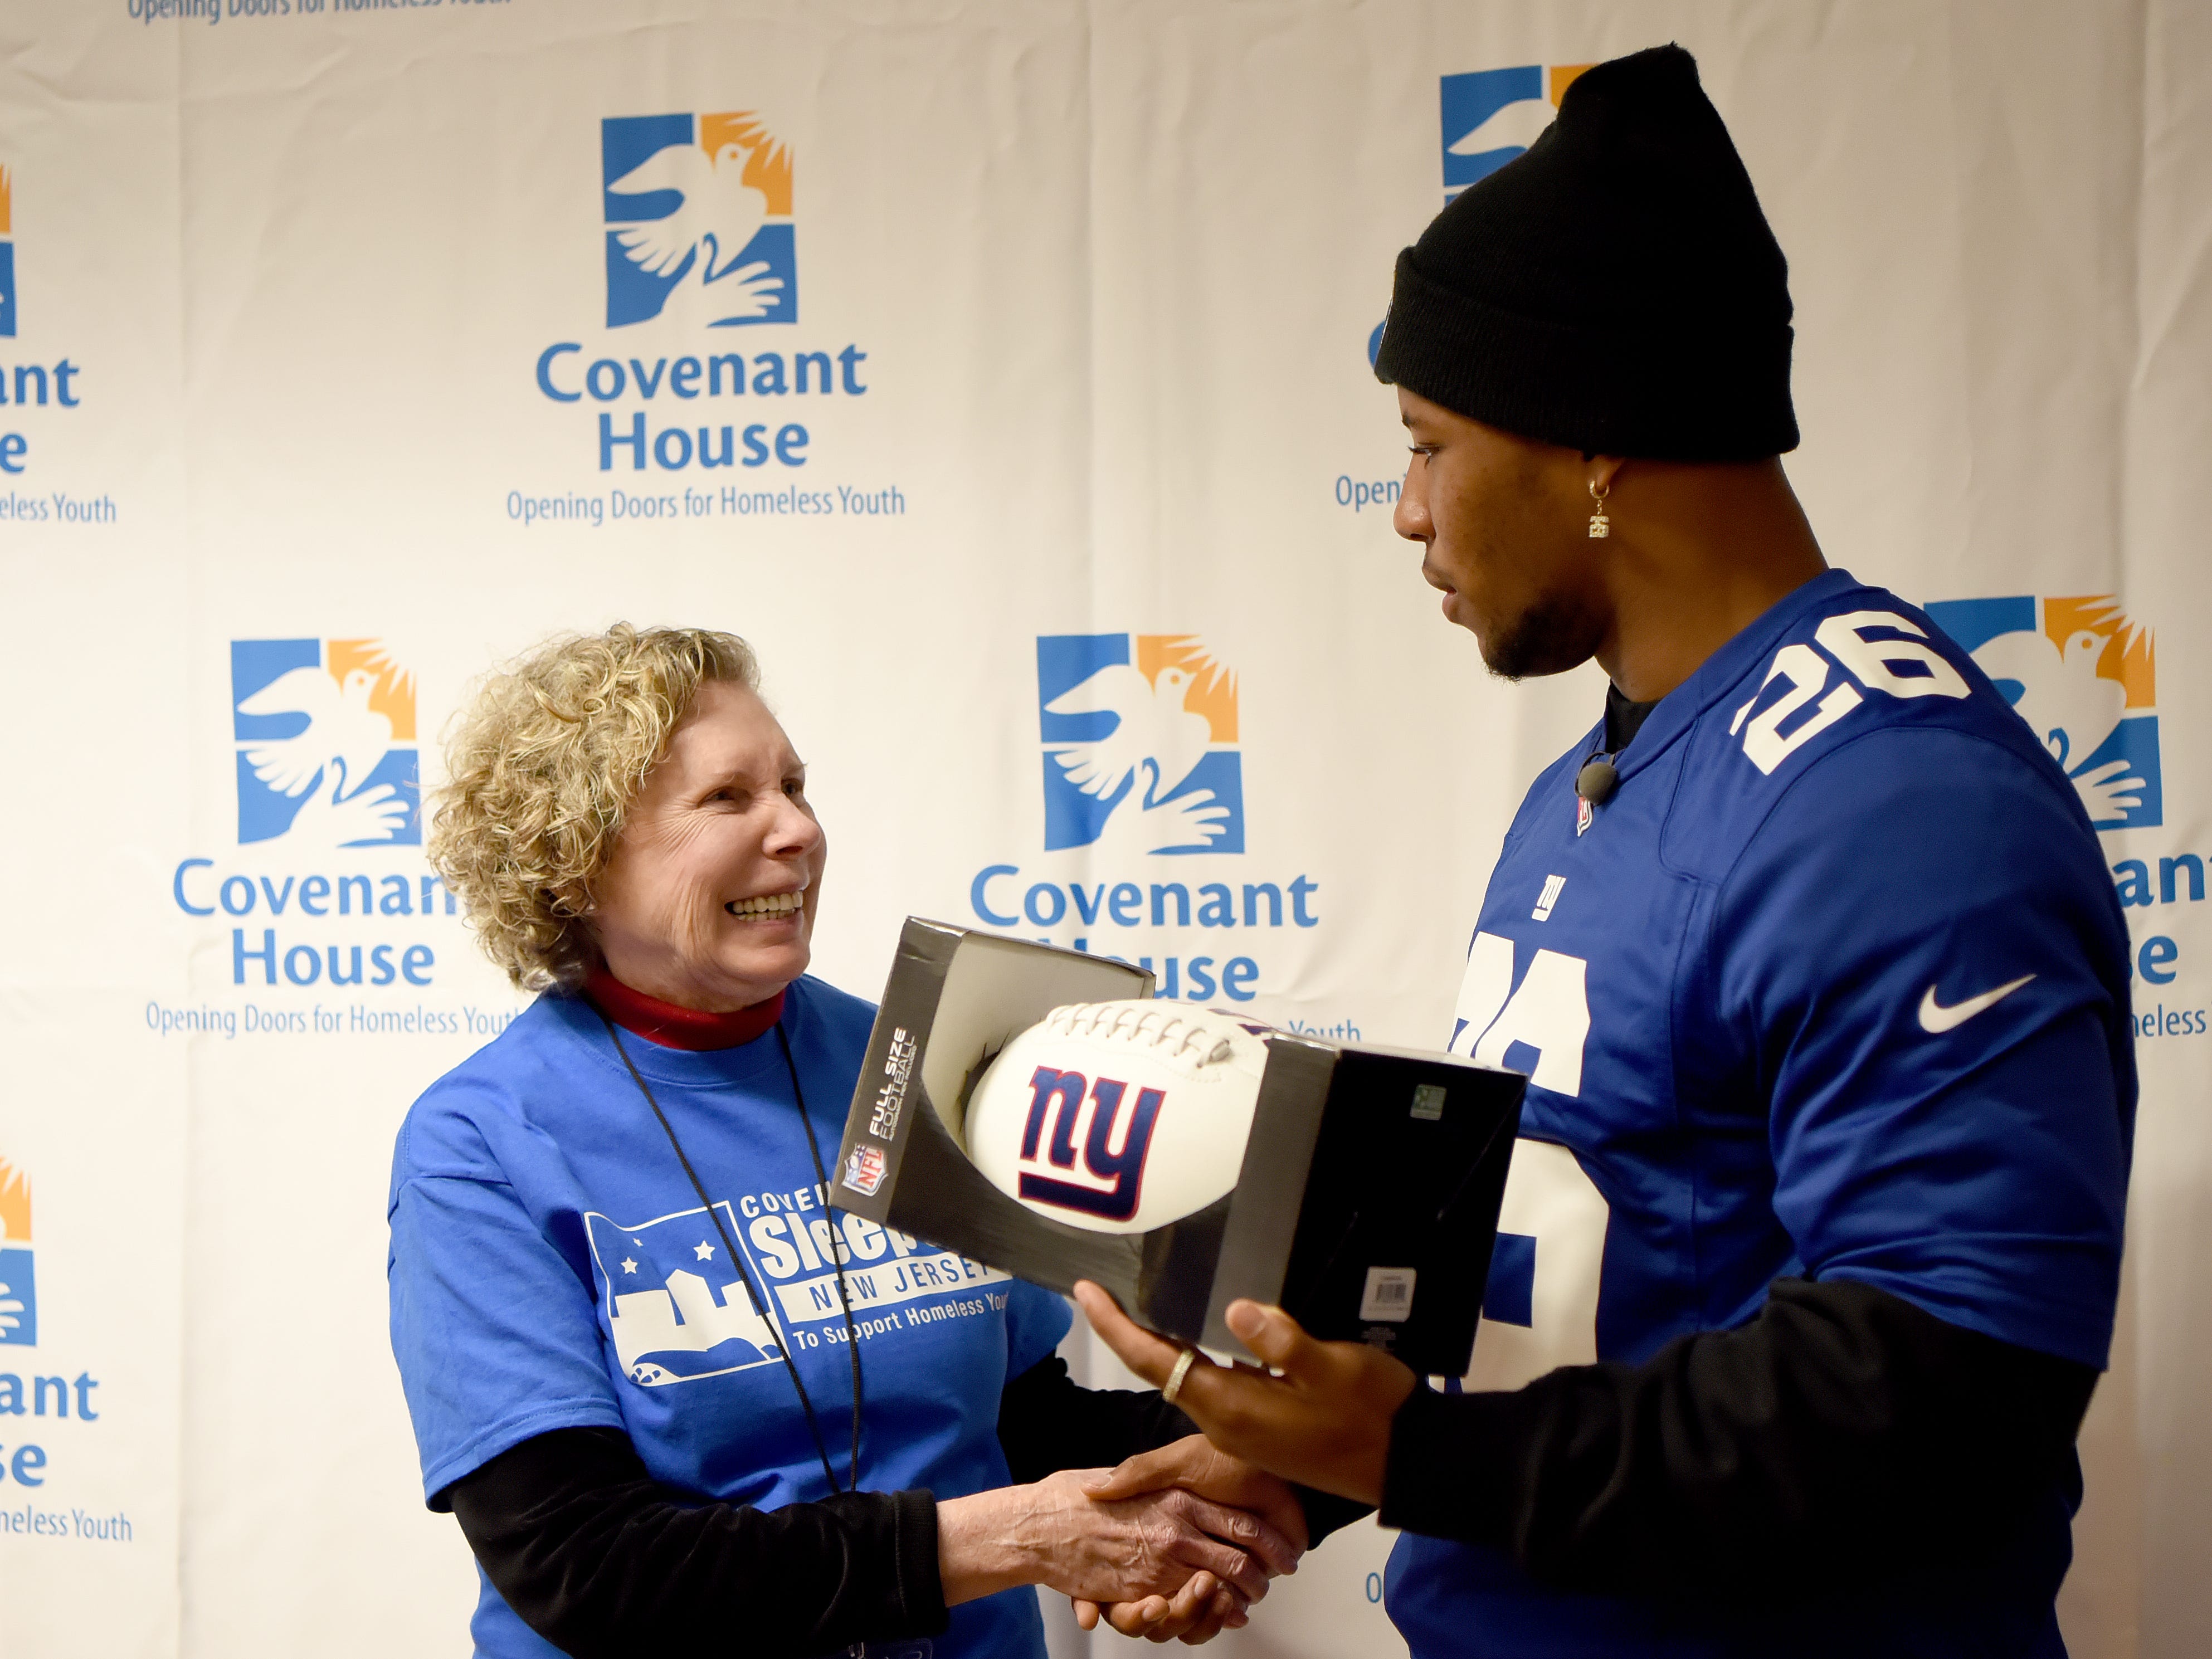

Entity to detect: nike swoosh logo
[1918,974,2036,1034]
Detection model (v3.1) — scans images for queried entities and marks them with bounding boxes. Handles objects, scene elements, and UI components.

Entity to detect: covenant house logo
[530,109,875,478]
[0,1153,121,1523]
[0,163,98,495]
[969,632,1323,1007]
[165,636,463,1002]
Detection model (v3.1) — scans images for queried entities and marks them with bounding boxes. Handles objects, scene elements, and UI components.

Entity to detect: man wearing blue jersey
[1078,42,2134,1658]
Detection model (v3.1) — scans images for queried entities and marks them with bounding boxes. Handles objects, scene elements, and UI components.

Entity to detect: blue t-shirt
[1385,571,2135,1658]
[387,974,1074,1659]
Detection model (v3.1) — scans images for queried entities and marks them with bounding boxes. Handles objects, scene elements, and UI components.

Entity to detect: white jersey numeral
[1814,611,1971,700]
[1730,609,1970,775]
[1460,1139,1610,1393]
[1449,931,1516,1056]
[1472,951,1591,1097]
[1448,933,1591,1098]
[1729,642,1862,774]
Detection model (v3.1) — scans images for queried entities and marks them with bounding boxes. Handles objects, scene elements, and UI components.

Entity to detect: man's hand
[1071,1434,1308,1643]
[1074,1281,1419,1506]
[1083,1434,1309,1550]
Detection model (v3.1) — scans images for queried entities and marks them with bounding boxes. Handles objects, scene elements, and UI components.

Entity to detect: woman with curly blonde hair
[386,624,1316,1659]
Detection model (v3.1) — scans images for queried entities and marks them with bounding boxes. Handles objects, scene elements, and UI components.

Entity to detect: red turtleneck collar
[583,965,786,1051]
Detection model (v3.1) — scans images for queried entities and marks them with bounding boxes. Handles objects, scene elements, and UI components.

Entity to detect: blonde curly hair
[428,624,761,991]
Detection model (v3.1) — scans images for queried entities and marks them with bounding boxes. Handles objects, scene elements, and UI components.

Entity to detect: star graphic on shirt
[695,1242,715,1261]
[621,1258,639,1275]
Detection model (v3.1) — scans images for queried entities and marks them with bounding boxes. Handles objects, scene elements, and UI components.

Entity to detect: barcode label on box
[1360,1266,1416,1323]
[1410,1084,1446,1121]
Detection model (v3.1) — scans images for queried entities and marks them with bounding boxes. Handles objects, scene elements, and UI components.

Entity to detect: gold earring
[1587,478,1611,539]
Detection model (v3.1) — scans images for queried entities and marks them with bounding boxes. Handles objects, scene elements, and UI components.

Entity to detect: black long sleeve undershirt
[1380,1276,2097,1602]
[445,1355,1204,1659]
[447,1427,941,1659]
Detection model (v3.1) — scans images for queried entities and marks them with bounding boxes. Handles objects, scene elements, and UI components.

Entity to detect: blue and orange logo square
[603,111,796,328]
[1,164,17,339]
[1925,594,2160,828]
[231,638,420,846]
[1037,634,1244,855]
[1440,64,1593,199]
[1,1155,32,1348]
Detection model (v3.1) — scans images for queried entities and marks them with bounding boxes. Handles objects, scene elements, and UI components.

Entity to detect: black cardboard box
[834,919,1524,1376]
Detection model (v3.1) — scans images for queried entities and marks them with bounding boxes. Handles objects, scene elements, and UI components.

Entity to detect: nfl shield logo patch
[842,1143,888,1198]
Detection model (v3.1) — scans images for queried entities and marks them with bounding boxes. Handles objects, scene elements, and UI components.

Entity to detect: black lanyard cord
[596,1010,865,1497]
[777,1021,867,1492]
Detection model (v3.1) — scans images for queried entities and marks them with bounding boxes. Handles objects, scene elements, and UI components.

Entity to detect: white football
[961,1001,1270,1235]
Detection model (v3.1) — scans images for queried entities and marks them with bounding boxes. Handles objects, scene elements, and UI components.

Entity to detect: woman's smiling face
[589,679,827,1011]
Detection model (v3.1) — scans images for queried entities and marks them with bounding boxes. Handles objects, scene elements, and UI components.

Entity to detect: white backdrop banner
[0,3,2204,1657]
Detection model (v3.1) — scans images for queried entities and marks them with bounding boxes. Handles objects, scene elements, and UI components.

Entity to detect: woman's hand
[1070,1434,1311,1642]
[937,1467,1302,1611]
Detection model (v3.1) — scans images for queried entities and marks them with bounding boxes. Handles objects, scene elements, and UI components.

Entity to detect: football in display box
[834,919,1526,1375]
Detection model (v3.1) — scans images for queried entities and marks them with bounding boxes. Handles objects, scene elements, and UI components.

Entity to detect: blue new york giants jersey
[1385,569,2135,1658]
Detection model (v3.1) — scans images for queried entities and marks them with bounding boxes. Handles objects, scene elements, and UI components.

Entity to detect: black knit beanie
[1374,44,1797,461]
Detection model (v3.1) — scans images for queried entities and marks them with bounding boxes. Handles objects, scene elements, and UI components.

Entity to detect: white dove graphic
[1046,664,1215,806]
[240,665,395,806]
[1087,759,1232,858]
[1972,627,2141,822]
[282,762,412,848]
[608,137,783,325]
[1449,96,1557,157]
[1972,628,2127,770]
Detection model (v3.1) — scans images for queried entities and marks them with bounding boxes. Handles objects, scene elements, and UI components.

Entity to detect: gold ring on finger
[1162,1346,1197,1406]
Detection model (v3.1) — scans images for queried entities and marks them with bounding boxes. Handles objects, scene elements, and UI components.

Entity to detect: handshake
[937,1281,1422,1642]
[940,1432,1312,1646]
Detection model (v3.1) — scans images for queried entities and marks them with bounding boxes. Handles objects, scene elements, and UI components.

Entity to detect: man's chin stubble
[1479,595,1606,682]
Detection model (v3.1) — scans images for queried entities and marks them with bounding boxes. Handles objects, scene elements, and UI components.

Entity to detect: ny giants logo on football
[964,1004,1265,1232]
[1010,1067,1165,1222]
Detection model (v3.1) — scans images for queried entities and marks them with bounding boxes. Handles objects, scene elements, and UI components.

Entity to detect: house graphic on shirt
[587,1207,783,1387]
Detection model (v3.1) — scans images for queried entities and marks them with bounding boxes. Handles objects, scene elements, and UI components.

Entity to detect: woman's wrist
[936,1485,1051,1606]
